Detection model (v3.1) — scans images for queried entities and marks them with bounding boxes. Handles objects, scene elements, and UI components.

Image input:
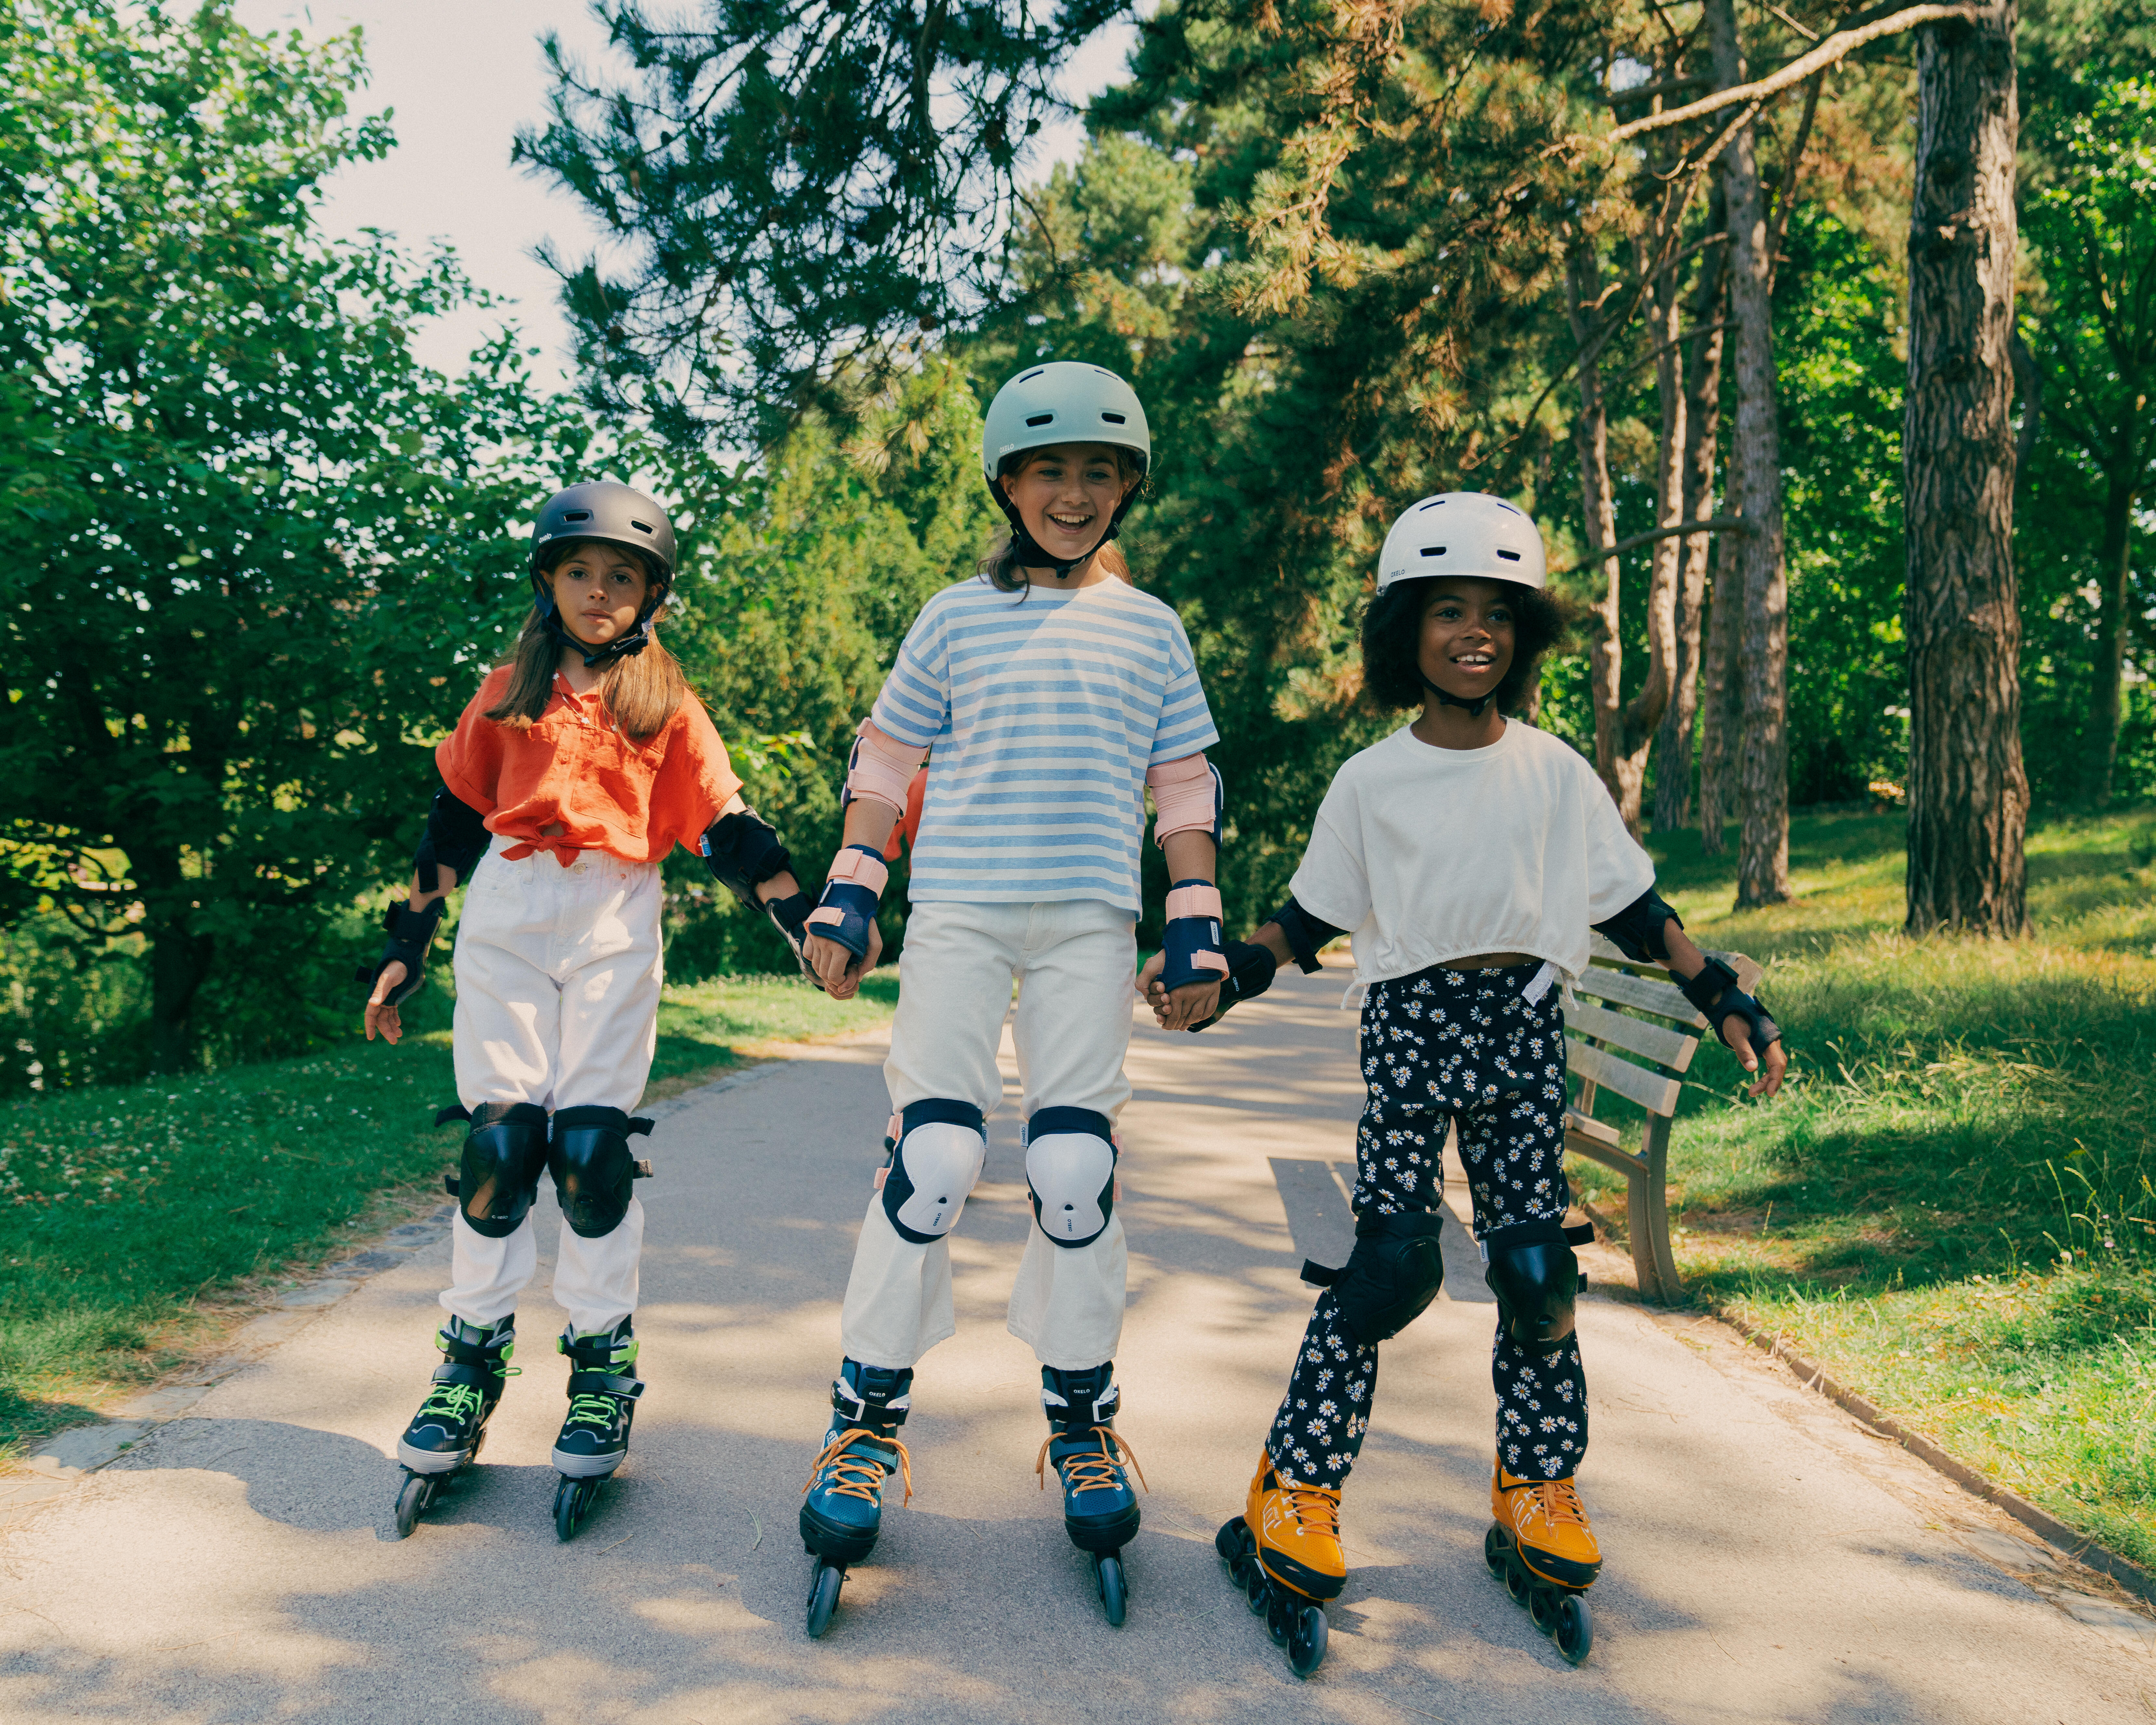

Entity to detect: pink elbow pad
[845,719,925,815]
[1147,752,1221,845]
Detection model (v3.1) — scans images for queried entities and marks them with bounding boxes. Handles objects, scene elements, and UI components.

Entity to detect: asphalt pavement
[2,963,2151,1722]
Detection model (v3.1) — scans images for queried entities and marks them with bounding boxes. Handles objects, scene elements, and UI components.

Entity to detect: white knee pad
[1024,1106,1117,1249]
[880,1100,988,1245]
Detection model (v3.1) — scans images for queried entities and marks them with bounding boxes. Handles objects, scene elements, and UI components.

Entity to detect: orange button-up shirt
[437,668,744,867]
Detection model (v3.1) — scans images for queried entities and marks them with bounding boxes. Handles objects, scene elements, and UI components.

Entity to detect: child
[789,362,1232,1634]
[1150,491,1786,1672]
[359,481,841,1540]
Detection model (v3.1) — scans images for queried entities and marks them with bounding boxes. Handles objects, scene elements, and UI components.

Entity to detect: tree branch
[1608,5,1977,144]
[1549,516,1750,578]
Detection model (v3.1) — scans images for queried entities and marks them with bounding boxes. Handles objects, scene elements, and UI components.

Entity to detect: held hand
[1160,978,1222,1033]
[1138,951,1175,1027]
[365,962,408,1045]
[807,922,880,999]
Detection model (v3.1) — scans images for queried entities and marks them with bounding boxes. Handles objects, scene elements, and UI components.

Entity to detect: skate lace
[1035,1427,1149,1497]
[415,1382,486,1425]
[1281,1482,1340,1541]
[804,1428,913,1507]
[562,1390,625,1435]
[1502,1474,1588,1534]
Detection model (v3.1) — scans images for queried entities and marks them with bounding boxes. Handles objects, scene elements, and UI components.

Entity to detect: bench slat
[1565,1001,1697,1073]
[1564,1106,1620,1147]
[1566,1036,1683,1117]
[1574,965,1707,1027]
[1564,1130,1649,1181]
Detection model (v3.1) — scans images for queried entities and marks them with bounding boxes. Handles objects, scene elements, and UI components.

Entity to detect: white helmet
[980,361,1151,484]
[1375,492,1547,595]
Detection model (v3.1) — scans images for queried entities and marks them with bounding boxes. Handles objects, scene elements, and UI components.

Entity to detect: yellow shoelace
[1035,1426,1149,1496]
[803,1428,913,1507]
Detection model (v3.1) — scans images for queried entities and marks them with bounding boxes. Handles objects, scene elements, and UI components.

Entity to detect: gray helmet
[980,363,1152,578]
[981,362,1151,484]
[530,481,676,589]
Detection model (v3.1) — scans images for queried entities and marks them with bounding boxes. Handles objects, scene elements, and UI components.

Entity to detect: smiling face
[999,442,1138,570]
[1415,578,1517,704]
[547,541,651,647]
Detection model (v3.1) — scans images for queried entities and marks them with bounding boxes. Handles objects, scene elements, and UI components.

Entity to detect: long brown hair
[980,446,1146,594]
[483,541,688,742]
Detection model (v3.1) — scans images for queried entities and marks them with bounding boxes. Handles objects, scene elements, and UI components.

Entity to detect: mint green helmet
[981,361,1151,485]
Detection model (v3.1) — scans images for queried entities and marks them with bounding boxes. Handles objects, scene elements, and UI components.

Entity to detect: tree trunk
[135,846,215,1069]
[1697,505,1743,856]
[1565,236,1632,820]
[1706,0,1792,907]
[2089,469,2135,804]
[1903,1,2028,936]
[1652,178,1731,836]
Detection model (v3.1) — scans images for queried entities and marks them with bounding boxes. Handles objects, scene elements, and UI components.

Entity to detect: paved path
[3,966,2152,1722]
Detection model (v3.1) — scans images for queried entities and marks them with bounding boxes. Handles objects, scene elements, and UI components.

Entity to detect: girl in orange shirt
[358,482,859,1541]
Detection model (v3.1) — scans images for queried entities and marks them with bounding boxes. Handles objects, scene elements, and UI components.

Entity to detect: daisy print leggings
[1266,962,1587,1488]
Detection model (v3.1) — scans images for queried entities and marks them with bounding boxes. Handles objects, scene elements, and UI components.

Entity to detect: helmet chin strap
[992,485,1134,581]
[536,589,657,669]
[1419,671,1497,718]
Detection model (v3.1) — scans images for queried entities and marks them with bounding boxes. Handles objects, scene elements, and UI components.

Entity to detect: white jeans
[840,898,1138,1372]
[441,839,662,1334]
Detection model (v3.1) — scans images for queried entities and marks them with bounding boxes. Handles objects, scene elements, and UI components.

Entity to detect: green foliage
[0,1,594,1072]
[516,0,1126,443]
[0,972,897,1454]
[1567,805,2156,1564]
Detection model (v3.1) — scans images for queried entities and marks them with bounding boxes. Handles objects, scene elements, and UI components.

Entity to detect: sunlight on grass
[1567,805,2156,1565]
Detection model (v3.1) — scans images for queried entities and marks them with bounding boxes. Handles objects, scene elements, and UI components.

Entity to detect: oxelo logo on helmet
[1375,492,1547,596]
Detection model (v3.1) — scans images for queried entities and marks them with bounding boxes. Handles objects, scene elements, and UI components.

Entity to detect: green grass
[1563,804,2156,1566]
[0,969,896,1458]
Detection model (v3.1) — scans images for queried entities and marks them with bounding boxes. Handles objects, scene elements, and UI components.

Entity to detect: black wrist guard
[1190,940,1277,1032]
[1593,887,1683,964]
[1679,956,1781,1056]
[762,890,826,993]
[1271,896,1347,975]
[357,897,446,1008]
[700,806,793,908]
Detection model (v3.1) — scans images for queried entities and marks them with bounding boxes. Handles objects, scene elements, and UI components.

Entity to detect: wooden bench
[1563,934,1763,1305]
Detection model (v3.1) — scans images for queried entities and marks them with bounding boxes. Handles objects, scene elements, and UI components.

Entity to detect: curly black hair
[1360,577,1572,714]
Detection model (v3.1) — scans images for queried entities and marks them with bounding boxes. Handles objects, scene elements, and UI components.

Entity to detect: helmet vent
[1420,546,1446,557]
[1496,548,1521,562]
[1100,411,1126,423]
[631,519,655,535]
[1018,368,1046,382]
[1025,412,1054,427]
[565,510,592,523]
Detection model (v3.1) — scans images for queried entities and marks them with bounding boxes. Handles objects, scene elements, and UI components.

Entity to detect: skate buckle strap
[1035,1427,1149,1496]
[804,1429,913,1507]
[565,1369,644,1399]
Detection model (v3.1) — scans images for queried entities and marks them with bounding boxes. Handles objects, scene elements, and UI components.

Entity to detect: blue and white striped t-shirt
[871,573,1219,912]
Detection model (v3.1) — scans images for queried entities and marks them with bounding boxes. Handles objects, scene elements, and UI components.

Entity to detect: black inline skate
[1036,1363,1146,1627]
[393,1315,516,1537]
[551,1317,643,1541]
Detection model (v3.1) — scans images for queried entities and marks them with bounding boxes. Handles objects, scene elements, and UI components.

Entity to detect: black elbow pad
[414,784,490,894]
[1271,896,1347,975]
[1593,888,1683,963]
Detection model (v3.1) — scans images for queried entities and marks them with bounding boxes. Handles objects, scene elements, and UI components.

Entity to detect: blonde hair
[980,446,1146,594]
[483,542,687,742]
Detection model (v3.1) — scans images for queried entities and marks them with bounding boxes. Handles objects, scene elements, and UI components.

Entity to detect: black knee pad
[1306,1210,1446,1345]
[1483,1217,1593,1355]
[448,1103,550,1238]
[1024,1106,1117,1249]
[548,1106,655,1239]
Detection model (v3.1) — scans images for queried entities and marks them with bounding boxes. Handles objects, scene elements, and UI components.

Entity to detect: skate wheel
[1504,1556,1533,1605]
[1553,1593,1593,1665]
[1287,1603,1328,1679]
[1528,1584,1562,1634]
[1483,1524,1511,1576]
[806,1561,845,1639]
[1245,1566,1269,1615]
[1096,1553,1128,1628]
[393,1473,432,1539]
[1265,1584,1295,1649]
[1214,1516,1251,1566]
[554,1475,598,1543]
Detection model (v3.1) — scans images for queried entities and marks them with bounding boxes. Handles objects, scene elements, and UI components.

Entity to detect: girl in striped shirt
[788,363,1250,1633]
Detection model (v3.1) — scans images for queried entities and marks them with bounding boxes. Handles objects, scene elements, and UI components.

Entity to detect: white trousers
[840,898,1137,1372]
[441,840,662,1335]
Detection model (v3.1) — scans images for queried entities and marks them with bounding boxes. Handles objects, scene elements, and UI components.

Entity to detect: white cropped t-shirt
[1288,719,1656,988]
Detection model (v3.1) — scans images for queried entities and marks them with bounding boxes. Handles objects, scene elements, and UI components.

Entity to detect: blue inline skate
[800,1360,913,1637]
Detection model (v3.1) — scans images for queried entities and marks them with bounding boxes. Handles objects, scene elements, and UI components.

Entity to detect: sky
[227,1,1139,386]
